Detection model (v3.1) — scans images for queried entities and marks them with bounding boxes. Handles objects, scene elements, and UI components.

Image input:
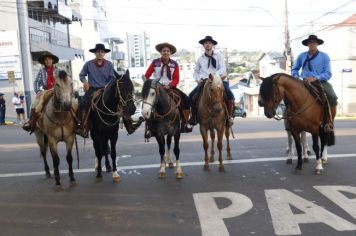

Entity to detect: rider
[76,43,116,138]
[188,36,235,127]
[144,42,192,134]
[23,51,59,134]
[291,34,337,132]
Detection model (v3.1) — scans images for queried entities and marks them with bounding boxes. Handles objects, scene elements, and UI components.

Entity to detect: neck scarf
[161,59,171,80]
[93,59,106,68]
[302,50,319,71]
[205,51,216,69]
[45,66,55,90]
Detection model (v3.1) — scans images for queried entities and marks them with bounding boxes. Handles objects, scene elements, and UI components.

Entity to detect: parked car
[232,106,247,118]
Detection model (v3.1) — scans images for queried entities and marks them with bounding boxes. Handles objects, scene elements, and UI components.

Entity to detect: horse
[198,73,231,171]
[258,73,336,174]
[35,70,76,190]
[89,69,136,182]
[141,79,184,179]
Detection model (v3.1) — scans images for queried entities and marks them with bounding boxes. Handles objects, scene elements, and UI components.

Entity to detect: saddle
[303,80,333,132]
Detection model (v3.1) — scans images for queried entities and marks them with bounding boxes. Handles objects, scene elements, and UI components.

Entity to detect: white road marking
[265,189,356,235]
[193,192,253,236]
[0,153,355,178]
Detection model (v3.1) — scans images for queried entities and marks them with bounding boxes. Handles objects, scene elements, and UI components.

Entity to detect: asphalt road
[0,118,355,236]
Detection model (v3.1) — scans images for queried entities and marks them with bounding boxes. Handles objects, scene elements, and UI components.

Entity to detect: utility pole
[17,0,34,118]
[284,0,292,74]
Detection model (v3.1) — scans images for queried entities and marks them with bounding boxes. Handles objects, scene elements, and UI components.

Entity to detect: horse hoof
[209,158,214,163]
[158,172,166,179]
[286,159,292,164]
[315,169,322,175]
[322,159,328,164]
[226,155,232,161]
[55,185,62,191]
[219,165,225,172]
[203,165,209,171]
[176,172,184,179]
[303,158,309,163]
[106,166,112,172]
[113,176,121,183]
[70,181,76,187]
[168,163,174,169]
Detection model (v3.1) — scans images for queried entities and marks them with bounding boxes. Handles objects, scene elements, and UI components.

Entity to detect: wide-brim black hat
[89,43,111,53]
[38,51,59,65]
[155,42,177,54]
[302,35,324,46]
[199,36,218,45]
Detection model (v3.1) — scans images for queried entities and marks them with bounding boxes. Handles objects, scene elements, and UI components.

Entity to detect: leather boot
[75,110,89,138]
[181,109,193,133]
[23,108,39,134]
[226,100,234,127]
[188,103,198,126]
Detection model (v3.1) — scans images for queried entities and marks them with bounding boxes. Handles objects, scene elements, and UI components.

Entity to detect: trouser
[169,87,192,133]
[188,80,206,125]
[320,81,338,106]
[77,87,102,125]
[0,107,5,124]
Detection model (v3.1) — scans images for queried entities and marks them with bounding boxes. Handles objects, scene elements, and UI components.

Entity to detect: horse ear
[258,76,264,81]
[208,73,214,81]
[125,69,130,78]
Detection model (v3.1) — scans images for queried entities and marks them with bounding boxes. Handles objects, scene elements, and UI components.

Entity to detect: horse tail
[320,127,335,146]
[326,130,335,146]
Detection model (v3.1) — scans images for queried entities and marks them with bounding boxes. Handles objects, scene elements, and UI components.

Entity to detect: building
[0,0,83,120]
[126,32,151,69]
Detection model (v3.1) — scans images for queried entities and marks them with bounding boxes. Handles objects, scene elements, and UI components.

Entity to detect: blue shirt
[291,50,332,82]
[79,59,115,88]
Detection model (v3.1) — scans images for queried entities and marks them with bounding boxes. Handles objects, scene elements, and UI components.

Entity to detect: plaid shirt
[33,67,58,94]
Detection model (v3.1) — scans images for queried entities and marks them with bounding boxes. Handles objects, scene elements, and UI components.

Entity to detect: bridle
[91,74,134,126]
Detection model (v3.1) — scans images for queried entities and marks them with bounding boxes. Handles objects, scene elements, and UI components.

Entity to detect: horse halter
[142,79,160,109]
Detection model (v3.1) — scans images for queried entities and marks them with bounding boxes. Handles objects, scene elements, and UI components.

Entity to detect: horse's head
[141,79,159,119]
[53,70,73,111]
[258,74,283,118]
[117,70,136,117]
[203,73,225,111]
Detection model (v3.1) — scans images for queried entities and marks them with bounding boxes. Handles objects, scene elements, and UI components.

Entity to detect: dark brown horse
[258,73,336,174]
[198,73,231,171]
[35,70,76,190]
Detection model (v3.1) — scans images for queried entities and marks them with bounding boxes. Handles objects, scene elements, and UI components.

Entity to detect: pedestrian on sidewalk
[0,93,6,125]
[12,92,25,125]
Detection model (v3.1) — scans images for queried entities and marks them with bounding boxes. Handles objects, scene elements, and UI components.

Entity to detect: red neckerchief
[45,66,55,90]
[93,59,106,67]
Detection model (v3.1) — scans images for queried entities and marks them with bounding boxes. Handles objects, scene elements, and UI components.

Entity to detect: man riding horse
[291,35,338,132]
[144,42,192,138]
[188,36,235,127]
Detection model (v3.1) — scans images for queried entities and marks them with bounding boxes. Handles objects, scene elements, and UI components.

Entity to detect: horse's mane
[260,73,303,100]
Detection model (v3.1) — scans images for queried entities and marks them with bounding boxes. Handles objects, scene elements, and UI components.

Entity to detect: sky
[106,0,356,53]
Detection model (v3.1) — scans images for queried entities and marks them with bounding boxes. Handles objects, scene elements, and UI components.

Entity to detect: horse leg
[217,128,224,172]
[165,135,174,169]
[209,129,215,162]
[65,137,76,186]
[200,126,209,171]
[93,138,103,179]
[321,146,328,164]
[286,131,294,164]
[225,126,231,160]
[301,131,309,163]
[110,134,120,182]
[156,135,166,178]
[105,141,112,172]
[313,134,322,175]
[173,132,183,179]
[48,140,61,190]
[291,131,303,173]
[36,132,51,178]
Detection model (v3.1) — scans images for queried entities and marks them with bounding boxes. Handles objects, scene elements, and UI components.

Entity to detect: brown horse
[258,73,336,174]
[35,70,76,190]
[198,73,231,171]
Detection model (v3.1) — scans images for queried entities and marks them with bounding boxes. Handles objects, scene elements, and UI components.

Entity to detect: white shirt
[12,97,23,109]
[193,51,227,82]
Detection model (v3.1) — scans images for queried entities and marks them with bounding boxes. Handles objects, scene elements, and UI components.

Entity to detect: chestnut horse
[198,73,231,171]
[141,79,184,179]
[35,70,76,190]
[258,73,336,174]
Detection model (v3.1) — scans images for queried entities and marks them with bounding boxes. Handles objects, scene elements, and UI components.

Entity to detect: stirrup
[324,124,334,133]
[144,130,152,139]
[188,116,197,126]
[226,118,234,127]
[181,124,193,133]
[75,126,88,138]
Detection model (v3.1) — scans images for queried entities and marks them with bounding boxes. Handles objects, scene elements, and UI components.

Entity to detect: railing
[29,27,69,47]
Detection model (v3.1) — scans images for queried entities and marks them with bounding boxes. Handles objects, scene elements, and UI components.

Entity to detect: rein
[91,75,133,127]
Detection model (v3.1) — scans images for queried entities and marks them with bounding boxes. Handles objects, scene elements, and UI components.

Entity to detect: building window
[94,21,99,32]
